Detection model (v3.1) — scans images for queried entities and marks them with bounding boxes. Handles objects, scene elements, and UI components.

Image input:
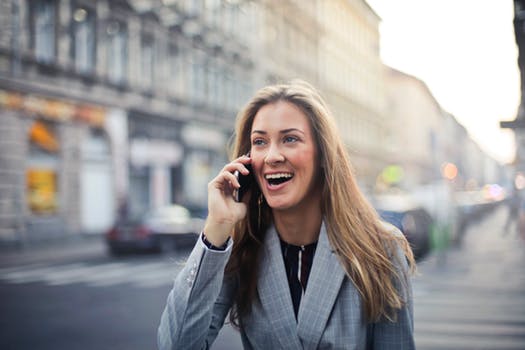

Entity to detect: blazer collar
[297,222,346,349]
[257,222,346,350]
[258,224,303,349]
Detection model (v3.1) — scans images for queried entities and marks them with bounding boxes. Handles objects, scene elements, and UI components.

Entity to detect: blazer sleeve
[368,229,415,349]
[157,235,237,350]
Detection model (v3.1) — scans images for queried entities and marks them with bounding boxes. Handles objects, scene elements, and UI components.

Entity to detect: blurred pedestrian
[503,188,521,236]
[157,80,416,349]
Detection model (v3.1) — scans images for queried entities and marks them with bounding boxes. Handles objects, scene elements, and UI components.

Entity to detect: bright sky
[366,0,520,165]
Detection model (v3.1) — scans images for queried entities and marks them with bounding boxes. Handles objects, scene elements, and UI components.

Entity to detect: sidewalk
[0,234,106,268]
[416,204,525,281]
[413,205,525,349]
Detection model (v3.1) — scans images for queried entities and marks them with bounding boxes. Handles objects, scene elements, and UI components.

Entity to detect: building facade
[317,0,387,187]
[0,0,258,243]
[0,0,506,244]
[384,66,505,190]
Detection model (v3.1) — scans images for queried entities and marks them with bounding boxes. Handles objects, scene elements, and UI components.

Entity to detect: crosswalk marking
[89,262,176,287]
[414,277,525,349]
[415,332,525,350]
[46,262,130,286]
[0,259,185,289]
[416,321,525,338]
[414,297,525,348]
[0,263,46,275]
[3,263,87,283]
[414,292,525,307]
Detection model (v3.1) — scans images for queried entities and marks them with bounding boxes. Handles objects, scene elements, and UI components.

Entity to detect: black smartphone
[233,163,253,202]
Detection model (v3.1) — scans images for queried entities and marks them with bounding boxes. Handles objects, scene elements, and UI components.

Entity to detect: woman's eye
[284,136,298,143]
[252,139,265,146]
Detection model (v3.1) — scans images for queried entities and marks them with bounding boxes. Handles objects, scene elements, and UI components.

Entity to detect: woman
[158,80,416,349]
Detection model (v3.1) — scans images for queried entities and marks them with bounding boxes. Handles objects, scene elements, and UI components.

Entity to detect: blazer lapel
[257,224,303,349]
[297,222,346,350]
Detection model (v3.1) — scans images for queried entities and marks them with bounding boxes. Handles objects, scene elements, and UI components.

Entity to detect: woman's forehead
[251,101,311,132]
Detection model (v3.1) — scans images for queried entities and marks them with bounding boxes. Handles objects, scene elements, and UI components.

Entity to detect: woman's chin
[265,197,294,212]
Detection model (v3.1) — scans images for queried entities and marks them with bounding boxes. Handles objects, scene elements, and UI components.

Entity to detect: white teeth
[265,173,293,180]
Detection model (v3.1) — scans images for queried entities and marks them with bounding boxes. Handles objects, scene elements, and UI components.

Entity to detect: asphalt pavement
[1,205,524,349]
[413,205,525,349]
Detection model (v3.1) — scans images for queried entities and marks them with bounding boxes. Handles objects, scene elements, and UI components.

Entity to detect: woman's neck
[272,205,322,246]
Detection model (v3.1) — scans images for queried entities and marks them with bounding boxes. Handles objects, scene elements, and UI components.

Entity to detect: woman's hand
[204,155,252,246]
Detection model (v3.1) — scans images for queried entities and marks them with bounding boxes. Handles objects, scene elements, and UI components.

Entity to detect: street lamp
[500,0,525,168]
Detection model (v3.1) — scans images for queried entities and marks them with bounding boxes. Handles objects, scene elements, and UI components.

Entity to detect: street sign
[500,119,525,129]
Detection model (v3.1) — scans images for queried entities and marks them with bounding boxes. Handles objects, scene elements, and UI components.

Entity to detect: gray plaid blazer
[158,222,415,349]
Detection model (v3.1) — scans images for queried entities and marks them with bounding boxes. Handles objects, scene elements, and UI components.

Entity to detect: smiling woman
[158,80,416,350]
[249,101,321,218]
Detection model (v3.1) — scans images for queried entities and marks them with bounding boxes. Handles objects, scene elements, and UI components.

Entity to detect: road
[0,238,239,350]
[413,205,525,349]
[0,206,524,349]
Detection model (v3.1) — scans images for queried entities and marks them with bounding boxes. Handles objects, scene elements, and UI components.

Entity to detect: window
[207,64,218,107]
[71,5,96,74]
[190,50,205,104]
[106,19,128,85]
[168,43,179,95]
[27,120,60,215]
[30,0,57,64]
[141,33,154,89]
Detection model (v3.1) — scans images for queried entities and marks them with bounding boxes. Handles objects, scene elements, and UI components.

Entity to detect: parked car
[377,207,432,260]
[373,194,433,260]
[106,204,205,255]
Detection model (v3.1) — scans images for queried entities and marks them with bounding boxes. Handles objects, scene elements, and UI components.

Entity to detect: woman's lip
[264,177,292,192]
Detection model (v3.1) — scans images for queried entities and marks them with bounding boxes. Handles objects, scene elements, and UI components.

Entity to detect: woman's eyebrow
[251,128,305,135]
[280,128,304,135]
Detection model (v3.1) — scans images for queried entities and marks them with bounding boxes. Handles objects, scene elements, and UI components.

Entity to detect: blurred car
[373,194,433,260]
[106,204,205,255]
[377,208,432,260]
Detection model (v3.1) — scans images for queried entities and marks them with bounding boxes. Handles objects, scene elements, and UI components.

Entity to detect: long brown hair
[226,80,415,326]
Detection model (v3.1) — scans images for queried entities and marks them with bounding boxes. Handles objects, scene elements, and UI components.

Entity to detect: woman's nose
[264,144,285,165]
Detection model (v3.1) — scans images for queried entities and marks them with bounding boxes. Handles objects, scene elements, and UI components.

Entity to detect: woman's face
[250,101,321,212]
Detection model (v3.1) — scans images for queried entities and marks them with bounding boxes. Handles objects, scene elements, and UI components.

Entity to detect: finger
[227,154,251,168]
[222,161,251,176]
[233,154,251,163]
[210,170,241,190]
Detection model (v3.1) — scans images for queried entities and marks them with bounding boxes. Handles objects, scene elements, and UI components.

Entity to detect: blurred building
[317,0,387,186]
[384,67,505,190]
[384,67,447,187]
[257,0,320,84]
[256,0,388,187]
[0,0,257,242]
[0,0,507,244]
[0,0,387,243]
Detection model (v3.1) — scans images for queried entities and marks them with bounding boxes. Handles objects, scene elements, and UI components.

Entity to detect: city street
[0,1,519,350]
[1,206,524,349]
[413,205,525,349]
[0,239,240,350]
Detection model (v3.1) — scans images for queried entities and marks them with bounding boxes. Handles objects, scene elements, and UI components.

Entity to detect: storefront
[0,89,112,241]
[27,120,60,216]
[126,115,230,218]
[128,113,183,217]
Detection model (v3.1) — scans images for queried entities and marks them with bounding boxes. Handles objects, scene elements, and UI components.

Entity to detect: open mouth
[265,172,294,186]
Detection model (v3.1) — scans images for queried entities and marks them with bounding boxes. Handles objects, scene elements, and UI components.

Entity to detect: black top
[279,238,318,319]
